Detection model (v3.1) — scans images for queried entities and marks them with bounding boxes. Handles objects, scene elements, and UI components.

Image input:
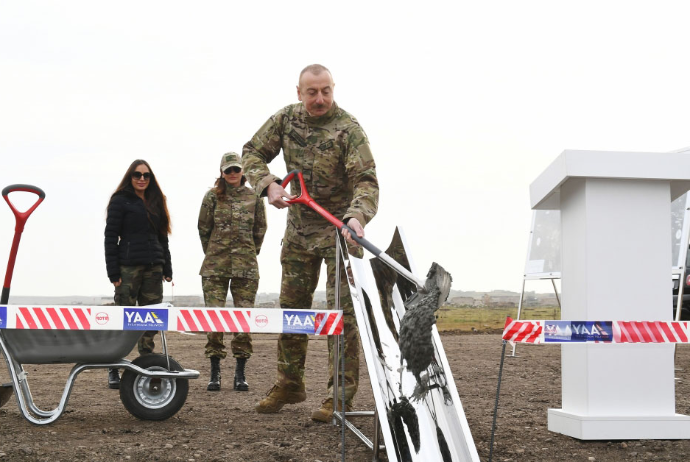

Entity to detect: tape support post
[0,305,343,335]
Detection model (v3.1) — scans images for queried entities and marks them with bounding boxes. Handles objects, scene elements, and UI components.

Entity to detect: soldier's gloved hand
[342,218,364,246]
[267,182,296,209]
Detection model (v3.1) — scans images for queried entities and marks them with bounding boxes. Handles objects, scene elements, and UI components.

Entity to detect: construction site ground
[1,332,690,461]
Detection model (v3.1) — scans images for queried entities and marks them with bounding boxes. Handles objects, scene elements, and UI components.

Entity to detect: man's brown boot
[255,384,307,414]
[311,397,353,423]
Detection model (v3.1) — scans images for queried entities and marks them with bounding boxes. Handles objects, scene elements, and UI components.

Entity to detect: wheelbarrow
[0,184,199,425]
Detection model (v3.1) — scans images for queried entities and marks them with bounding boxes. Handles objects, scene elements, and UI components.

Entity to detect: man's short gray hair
[299,64,331,82]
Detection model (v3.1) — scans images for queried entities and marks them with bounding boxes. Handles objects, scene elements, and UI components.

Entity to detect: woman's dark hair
[213,169,245,198]
[110,159,171,235]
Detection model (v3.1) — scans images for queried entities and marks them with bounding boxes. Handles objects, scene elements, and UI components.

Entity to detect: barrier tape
[0,304,343,335]
[502,317,690,344]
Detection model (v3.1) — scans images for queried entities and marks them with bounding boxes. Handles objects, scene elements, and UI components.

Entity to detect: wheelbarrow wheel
[119,354,189,421]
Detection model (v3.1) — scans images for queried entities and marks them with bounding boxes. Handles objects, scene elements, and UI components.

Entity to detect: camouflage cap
[221,152,242,171]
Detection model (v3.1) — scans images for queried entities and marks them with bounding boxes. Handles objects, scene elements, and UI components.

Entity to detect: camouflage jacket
[198,184,267,279]
[242,102,378,251]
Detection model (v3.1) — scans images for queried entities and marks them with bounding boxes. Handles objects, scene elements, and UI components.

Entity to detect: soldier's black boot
[107,368,120,389]
[234,357,249,391]
[207,357,221,391]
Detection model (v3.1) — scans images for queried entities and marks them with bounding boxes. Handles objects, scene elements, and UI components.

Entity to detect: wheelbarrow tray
[0,328,199,425]
[0,186,198,424]
[2,330,143,364]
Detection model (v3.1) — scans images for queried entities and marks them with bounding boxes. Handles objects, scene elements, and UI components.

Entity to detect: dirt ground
[2,332,690,461]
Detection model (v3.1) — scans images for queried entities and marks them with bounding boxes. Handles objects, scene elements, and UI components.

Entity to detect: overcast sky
[1,1,689,300]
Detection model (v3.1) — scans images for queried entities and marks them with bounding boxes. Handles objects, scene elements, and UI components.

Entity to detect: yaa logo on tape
[124,308,168,330]
[283,310,317,334]
[544,321,613,343]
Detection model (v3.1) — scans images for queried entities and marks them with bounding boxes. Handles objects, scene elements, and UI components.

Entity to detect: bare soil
[1,332,690,461]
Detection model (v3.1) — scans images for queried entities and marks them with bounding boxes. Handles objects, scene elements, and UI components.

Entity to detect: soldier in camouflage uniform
[243,64,378,421]
[198,152,267,392]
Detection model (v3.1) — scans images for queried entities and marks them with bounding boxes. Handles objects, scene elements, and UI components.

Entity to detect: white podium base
[548,409,690,440]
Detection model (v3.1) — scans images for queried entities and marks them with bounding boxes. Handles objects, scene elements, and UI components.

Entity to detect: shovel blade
[425,262,452,309]
[404,262,452,313]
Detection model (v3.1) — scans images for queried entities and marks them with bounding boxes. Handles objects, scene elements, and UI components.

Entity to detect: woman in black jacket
[104,159,173,389]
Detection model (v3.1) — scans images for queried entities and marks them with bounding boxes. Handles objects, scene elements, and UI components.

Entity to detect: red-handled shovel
[281,170,437,293]
[1,184,44,407]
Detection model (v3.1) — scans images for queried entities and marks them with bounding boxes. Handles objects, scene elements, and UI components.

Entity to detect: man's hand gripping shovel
[0,184,46,407]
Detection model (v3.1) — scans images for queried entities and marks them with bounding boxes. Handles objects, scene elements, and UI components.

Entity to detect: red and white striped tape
[15,306,91,330]
[503,317,690,344]
[0,305,342,335]
[177,309,252,333]
[313,312,343,335]
[613,321,689,343]
[502,318,542,343]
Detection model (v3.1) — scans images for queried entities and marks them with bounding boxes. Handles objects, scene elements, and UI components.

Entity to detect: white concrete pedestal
[531,150,690,440]
[548,409,690,440]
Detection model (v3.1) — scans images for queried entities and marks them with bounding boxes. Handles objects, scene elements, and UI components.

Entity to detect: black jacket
[104,190,172,282]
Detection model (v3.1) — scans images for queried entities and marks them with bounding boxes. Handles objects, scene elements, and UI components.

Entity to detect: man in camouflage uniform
[199,152,267,391]
[243,64,378,421]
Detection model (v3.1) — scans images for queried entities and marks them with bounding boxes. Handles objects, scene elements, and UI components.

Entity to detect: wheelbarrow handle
[280,171,427,291]
[2,184,46,304]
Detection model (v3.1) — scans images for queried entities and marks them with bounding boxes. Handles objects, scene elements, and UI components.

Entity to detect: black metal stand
[489,340,508,462]
[331,234,384,461]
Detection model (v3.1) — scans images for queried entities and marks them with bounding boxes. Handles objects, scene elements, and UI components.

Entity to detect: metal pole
[489,340,508,462]
[676,203,690,322]
[510,279,526,357]
[551,278,561,308]
[372,409,380,462]
[333,326,340,425]
[333,233,341,425]
[335,233,345,462]
[675,268,686,372]
[676,267,686,322]
[341,332,346,462]
[160,330,170,371]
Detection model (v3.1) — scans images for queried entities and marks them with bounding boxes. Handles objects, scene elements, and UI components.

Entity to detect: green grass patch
[436,306,561,332]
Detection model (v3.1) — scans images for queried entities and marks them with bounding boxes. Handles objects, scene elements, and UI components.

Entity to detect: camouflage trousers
[114,264,163,355]
[202,276,258,360]
[277,241,359,402]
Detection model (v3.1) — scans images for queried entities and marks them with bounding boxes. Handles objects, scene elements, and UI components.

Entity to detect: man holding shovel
[243,64,378,421]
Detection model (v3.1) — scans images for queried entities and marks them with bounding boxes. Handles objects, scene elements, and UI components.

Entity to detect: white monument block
[531,150,690,440]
